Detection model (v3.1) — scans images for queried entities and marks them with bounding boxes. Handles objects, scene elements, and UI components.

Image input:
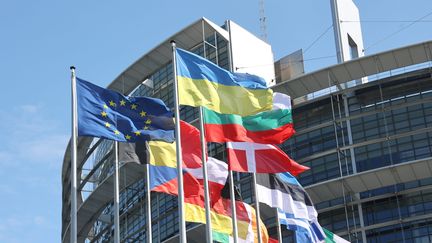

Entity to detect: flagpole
[276,208,283,243]
[199,20,213,242]
[252,173,262,243]
[226,19,239,243]
[70,66,78,243]
[114,141,120,243]
[170,40,187,243]
[228,171,239,243]
[199,107,213,243]
[145,164,153,243]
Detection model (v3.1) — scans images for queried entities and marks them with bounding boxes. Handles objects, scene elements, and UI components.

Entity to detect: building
[61,16,432,242]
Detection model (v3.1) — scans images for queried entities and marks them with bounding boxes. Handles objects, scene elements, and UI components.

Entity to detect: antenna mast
[259,0,268,42]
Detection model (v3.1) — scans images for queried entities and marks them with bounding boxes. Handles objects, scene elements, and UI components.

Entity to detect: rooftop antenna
[259,0,268,42]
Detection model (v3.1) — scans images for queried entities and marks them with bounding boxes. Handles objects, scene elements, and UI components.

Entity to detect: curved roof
[273,40,432,100]
[305,157,432,204]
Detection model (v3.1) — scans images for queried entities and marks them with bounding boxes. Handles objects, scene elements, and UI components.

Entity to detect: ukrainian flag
[175,48,273,116]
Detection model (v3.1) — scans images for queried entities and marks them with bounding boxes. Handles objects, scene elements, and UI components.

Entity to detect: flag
[175,48,273,116]
[256,173,317,221]
[268,237,278,243]
[118,120,202,196]
[210,201,269,243]
[149,165,200,197]
[147,120,202,168]
[277,209,325,243]
[227,142,309,175]
[184,179,251,237]
[118,120,202,169]
[258,173,326,243]
[77,77,174,142]
[243,202,269,243]
[212,230,230,243]
[204,92,295,144]
[184,194,237,235]
[184,157,229,203]
[323,228,349,243]
[211,183,269,243]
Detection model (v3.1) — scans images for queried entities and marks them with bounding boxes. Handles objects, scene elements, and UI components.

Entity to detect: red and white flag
[185,157,229,203]
[227,142,309,175]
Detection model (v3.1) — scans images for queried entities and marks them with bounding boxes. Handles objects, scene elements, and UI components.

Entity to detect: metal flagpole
[199,21,213,242]
[199,107,213,243]
[114,141,120,243]
[145,164,153,243]
[228,171,239,243]
[70,66,78,243]
[276,208,283,243]
[252,173,262,243]
[226,19,239,243]
[170,40,187,243]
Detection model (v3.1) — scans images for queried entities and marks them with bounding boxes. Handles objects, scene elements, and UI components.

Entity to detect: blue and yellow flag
[77,78,174,142]
[175,48,273,116]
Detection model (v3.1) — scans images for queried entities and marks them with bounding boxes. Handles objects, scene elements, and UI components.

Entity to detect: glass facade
[286,70,432,242]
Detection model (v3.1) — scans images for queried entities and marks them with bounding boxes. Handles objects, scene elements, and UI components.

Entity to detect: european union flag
[77,78,175,143]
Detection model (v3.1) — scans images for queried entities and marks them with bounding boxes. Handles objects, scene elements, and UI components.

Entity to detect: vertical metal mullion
[329,72,352,242]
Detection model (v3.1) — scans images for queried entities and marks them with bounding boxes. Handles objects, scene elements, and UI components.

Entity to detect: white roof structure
[273,40,432,99]
[306,157,432,204]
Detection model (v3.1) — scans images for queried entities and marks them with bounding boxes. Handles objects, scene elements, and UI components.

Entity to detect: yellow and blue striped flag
[175,48,273,116]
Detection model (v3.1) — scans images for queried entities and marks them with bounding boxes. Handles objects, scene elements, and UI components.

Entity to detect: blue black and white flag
[277,209,325,243]
[77,78,175,142]
[256,172,317,221]
[256,172,326,242]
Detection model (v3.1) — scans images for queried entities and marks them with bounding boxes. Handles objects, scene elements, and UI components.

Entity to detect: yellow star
[120,100,126,106]
[101,111,108,117]
[145,119,152,125]
[143,126,149,130]
[103,104,109,109]
[114,130,120,135]
[109,100,116,107]
[140,111,147,117]
[105,122,111,127]
[134,130,141,136]
[125,134,131,140]
[131,104,137,110]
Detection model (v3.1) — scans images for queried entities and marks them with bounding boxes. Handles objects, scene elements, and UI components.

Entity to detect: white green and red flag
[204,92,294,144]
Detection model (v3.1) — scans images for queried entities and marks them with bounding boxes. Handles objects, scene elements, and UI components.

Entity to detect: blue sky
[0,1,430,242]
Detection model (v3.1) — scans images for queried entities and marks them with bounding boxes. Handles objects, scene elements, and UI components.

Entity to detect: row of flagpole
[68,31,284,243]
